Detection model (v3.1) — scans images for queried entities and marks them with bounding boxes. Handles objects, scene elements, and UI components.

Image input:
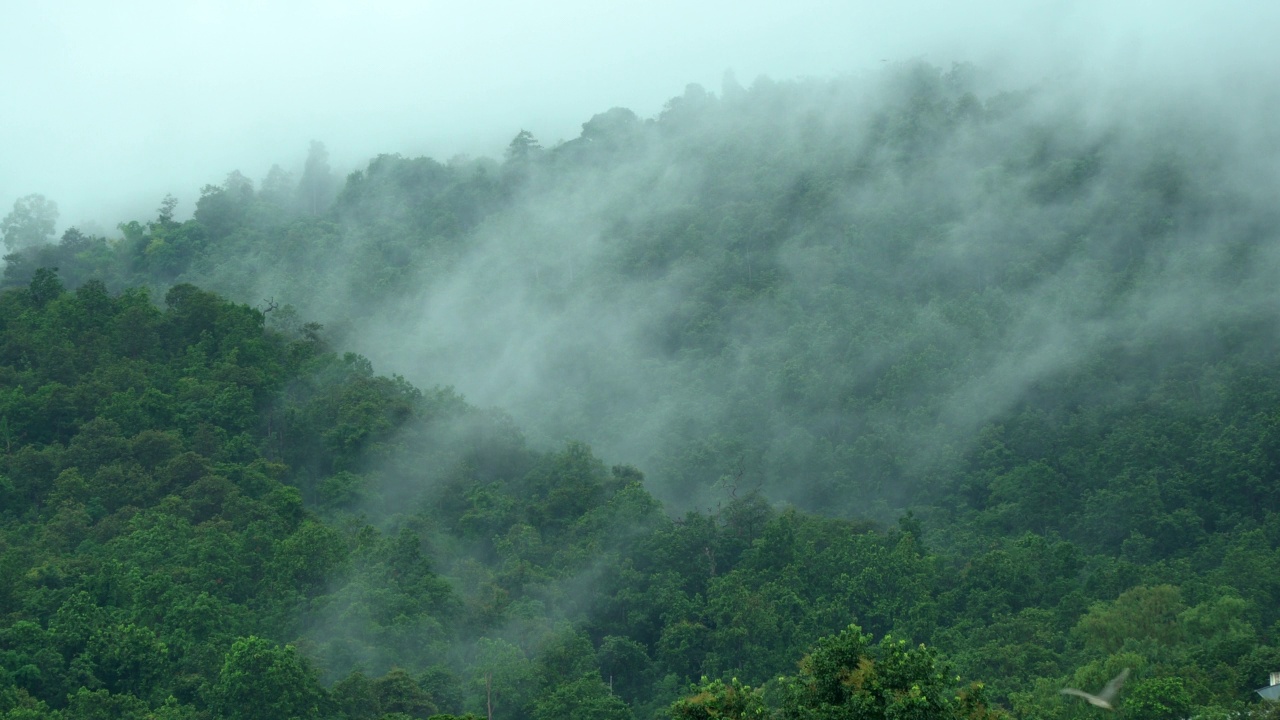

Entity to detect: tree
[533,674,632,720]
[1073,585,1185,655]
[194,179,250,242]
[155,194,180,229]
[2,194,58,250]
[260,164,295,207]
[214,636,325,720]
[85,623,169,698]
[470,638,537,720]
[775,626,989,720]
[580,107,639,142]
[505,130,542,163]
[58,226,95,253]
[26,267,63,308]
[1120,677,1192,720]
[597,636,653,704]
[670,677,764,720]
[298,140,336,216]
[330,672,379,720]
[374,667,437,717]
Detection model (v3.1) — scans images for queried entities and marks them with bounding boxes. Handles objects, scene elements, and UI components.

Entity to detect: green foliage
[1120,677,1193,720]
[0,276,483,716]
[373,667,439,717]
[670,628,1008,720]
[214,636,324,720]
[1074,586,1185,655]
[63,688,151,720]
[7,62,1280,720]
[533,673,632,720]
[670,677,764,720]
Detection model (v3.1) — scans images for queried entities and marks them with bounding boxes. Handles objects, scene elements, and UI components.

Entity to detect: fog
[8,1,1280,699]
[6,1,1280,516]
[6,1,1272,230]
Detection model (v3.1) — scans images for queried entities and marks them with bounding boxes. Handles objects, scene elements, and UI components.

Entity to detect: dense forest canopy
[5,62,1280,719]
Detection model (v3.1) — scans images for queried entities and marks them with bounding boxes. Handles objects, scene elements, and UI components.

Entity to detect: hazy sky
[1,1,1273,229]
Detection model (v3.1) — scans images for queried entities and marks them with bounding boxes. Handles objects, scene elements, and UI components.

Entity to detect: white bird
[1061,669,1131,710]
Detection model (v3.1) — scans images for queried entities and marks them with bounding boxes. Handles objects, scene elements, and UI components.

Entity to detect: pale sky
[1,1,1274,229]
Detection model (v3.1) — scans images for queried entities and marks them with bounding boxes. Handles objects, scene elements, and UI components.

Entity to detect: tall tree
[260,164,296,207]
[298,140,336,216]
[1,194,58,251]
[505,130,543,163]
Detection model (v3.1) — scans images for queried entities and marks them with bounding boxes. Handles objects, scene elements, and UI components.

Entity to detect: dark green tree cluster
[0,272,338,716]
[4,270,1280,718]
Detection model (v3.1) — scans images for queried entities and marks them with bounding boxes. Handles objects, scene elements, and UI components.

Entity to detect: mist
[359,65,1280,512]
[6,1,1269,229]
[6,2,1280,516]
[8,4,1280,714]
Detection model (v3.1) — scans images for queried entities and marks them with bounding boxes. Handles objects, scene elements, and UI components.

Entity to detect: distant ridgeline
[6,61,1280,718]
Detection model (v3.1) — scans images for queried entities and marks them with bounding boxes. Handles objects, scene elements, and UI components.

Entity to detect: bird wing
[1060,688,1092,699]
[1060,688,1111,709]
[1098,668,1131,702]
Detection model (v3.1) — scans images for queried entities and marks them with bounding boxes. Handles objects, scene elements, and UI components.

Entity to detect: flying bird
[1061,669,1130,710]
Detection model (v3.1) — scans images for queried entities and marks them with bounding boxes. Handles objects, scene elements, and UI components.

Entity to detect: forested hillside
[6,61,1280,719]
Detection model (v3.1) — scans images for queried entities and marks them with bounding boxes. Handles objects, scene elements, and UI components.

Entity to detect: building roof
[1256,685,1280,701]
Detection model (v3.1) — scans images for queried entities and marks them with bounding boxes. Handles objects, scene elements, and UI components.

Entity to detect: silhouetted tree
[298,140,336,215]
[2,193,58,250]
[505,129,543,162]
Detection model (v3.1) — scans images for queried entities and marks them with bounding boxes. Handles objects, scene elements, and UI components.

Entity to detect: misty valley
[6,61,1280,720]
